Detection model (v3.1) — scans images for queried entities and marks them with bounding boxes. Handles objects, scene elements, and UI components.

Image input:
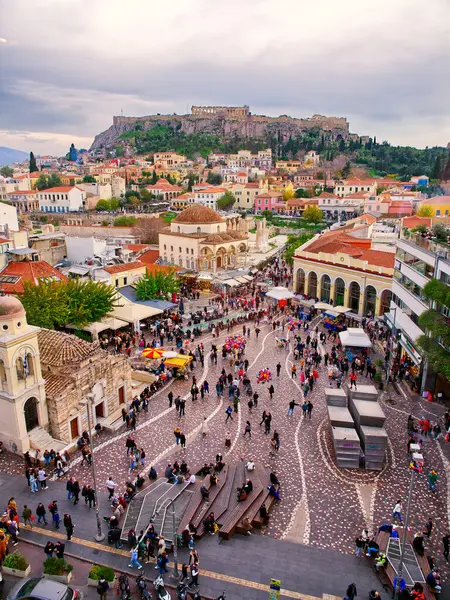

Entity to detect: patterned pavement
[1,313,449,576]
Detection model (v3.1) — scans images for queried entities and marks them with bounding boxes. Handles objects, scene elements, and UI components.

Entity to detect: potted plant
[2,552,31,578]
[87,564,115,587]
[43,557,73,583]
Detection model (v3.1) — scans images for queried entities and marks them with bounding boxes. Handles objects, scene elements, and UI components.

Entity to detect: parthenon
[191,105,250,117]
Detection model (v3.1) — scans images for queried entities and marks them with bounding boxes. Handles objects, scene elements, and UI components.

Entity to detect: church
[0,295,132,454]
[159,205,249,272]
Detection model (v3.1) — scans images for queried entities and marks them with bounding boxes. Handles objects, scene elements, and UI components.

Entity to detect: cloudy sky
[1,0,449,156]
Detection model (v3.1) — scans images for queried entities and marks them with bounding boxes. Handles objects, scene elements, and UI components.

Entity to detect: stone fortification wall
[92,110,349,150]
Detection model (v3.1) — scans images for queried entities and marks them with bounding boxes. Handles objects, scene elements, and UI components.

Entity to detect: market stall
[339,327,372,360]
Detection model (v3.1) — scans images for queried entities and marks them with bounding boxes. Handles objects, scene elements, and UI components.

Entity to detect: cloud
[0,0,449,154]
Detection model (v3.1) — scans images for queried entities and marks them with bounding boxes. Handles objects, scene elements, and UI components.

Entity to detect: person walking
[443,533,450,562]
[225,405,233,422]
[38,468,48,490]
[129,548,143,569]
[307,401,313,419]
[106,477,116,499]
[63,514,74,540]
[189,562,199,588]
[349,372,357,389]
[22,505,33,528]
[424,518,433,539]
[174,427,181,445]
[168,391,174,408]
[291,365,297,378]
[179,399,186,417]
[44,541,55,559]
[345,583,357,600]
[96,576,109,600]
[276,363,281,377]
[55,541,65,559]
[29,471,39,493]
[268,385,274,400]
[244,420,252,438]
[36,503,47,525]
[265,412,272,434]
[287,400,299,416]
[392,500,403,524]
[72,480,80,505]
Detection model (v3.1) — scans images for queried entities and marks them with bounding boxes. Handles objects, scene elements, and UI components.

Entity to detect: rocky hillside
[90,111,350,151]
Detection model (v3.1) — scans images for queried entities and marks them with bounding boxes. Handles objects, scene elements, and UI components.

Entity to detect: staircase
[28,427,66,452]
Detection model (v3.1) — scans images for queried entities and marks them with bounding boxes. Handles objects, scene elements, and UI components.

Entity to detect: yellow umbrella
[141,347,164,359]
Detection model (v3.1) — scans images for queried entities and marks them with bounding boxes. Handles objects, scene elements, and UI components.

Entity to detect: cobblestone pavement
[1,315,449,576]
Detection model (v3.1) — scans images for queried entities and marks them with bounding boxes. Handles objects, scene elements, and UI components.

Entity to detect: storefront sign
[269,579,281,600]
[399,333,422,364]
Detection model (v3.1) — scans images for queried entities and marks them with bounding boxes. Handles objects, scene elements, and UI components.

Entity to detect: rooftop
[38,328,102,367]
[173,205,223,224]
[0,260,68,294]
[103,261,146,274]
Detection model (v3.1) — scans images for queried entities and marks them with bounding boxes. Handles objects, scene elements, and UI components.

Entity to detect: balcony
[401,230,450,260]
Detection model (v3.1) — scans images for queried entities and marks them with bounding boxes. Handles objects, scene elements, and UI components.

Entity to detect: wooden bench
[191,464,229,529]
[219,463,264,540]
[252,492,277,529]
[177,478,208,536]
[236,464,272,533]
[195,464,237,538]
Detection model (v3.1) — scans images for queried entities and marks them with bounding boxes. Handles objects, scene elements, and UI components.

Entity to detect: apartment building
[388,228,450,396]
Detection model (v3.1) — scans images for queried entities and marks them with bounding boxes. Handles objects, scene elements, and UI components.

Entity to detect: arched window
[197,227,201,234]
[16,357,25,381]
[349,282,361,313]
[0,359,7,390]
[308,272,318,299]
[296,269,305,294]
[321,274,331,303]
[380,289,392,315]
[24,397,39,431]
[334,278,346,306]
[364,285,377,317]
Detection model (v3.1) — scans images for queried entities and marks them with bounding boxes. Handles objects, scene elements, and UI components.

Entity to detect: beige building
[159,205,248,271]
[7,190,40,213]
[293,229,394,317]
[334,179,378,198]
[228,180,268,210]
[0,295,132,453]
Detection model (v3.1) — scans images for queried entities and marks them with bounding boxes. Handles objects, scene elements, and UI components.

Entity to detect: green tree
[140,189,155,203]
[417,279,450,380]
[135,270,180,301]
[83,175,96,183]
[338,139,346,152]
[95,198,120,212]
[217,190,236,210]
[295,188,309,198]
[115,146,125,157]
[431,154,443,180]
[29,152,38,173]
[35,174,62,190]
[20,279,119,330]
[417,204,434,217]
[151,170,158,184]
[114,215,137,226]
[206,172,223,185]
[186,172,198,191]
[0,166,14,178]
[283,232,314,265]
[341,161,352,179]
[303,205,323,223]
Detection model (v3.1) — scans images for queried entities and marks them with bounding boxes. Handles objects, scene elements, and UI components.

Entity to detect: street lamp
[82,393,105,542]
[393,459,421,600]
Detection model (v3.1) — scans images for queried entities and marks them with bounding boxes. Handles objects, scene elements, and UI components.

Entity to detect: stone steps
[28,427,66,452]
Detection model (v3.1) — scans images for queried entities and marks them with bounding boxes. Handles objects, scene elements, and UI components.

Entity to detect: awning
[66,317,128,335]
[68,265,90,276]
[235,277,249,284]
[118,285,177,310]
[332,305,352,314]
[266,286,295,300]
[164,354,193,369]
[108,294,163,323]
[314,301,333,310]
[223,279,241,287]
[324,310,339,318]
[339,328,372,348]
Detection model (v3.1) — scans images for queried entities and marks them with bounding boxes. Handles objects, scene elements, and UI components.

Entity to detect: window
[436,210,441,216]
[179,247,182,253]
[115,279,119,287]
[164,245,166,250]
[170,246,173,251]
[123,277,127,285]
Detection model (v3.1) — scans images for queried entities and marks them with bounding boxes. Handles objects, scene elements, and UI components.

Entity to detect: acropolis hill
[90,106,350,150]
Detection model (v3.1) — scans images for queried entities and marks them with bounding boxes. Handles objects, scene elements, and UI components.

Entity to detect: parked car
[7,577,82,600]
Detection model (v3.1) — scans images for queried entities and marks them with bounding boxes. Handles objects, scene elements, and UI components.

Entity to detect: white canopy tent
[314,301,333,310]
[108,294,163,324]
[266,286,296,301]
[332,306,352,314]
[339,328,372,348]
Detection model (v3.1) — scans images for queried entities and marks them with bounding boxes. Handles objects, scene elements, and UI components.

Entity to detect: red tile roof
[138,249,159,265]
[304,230,394,268]
[0,261,68,294]
[37,186,82,193]
[103,261,146,274]
[7,190,37,196]
[122,244,150,253]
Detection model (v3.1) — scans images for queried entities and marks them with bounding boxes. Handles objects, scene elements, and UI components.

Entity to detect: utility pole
[83,394,105,542]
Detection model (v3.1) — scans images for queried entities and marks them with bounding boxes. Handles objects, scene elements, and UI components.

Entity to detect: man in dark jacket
[97,577,109,600]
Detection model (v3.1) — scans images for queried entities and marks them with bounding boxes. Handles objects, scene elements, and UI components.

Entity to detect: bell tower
[0,295,48,453]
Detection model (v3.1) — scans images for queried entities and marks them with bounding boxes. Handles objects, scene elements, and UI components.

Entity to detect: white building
[35,155,59,168]
[37,186,86,213]
[194,187,227,210]
[334,179,378,198]
[0,203,19,234]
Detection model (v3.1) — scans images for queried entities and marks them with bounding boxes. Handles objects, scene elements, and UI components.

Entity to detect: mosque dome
[0,295,25,319]
[173,205,223,224]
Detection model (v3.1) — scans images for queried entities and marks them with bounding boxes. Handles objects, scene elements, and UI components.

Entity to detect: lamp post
[83,393,105,542]
[393,463,418,600]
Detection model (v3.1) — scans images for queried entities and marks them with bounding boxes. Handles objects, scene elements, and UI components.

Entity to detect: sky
[1,0,449,156]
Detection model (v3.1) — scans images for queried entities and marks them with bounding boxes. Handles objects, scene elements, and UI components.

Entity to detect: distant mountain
[0,147,28,166]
